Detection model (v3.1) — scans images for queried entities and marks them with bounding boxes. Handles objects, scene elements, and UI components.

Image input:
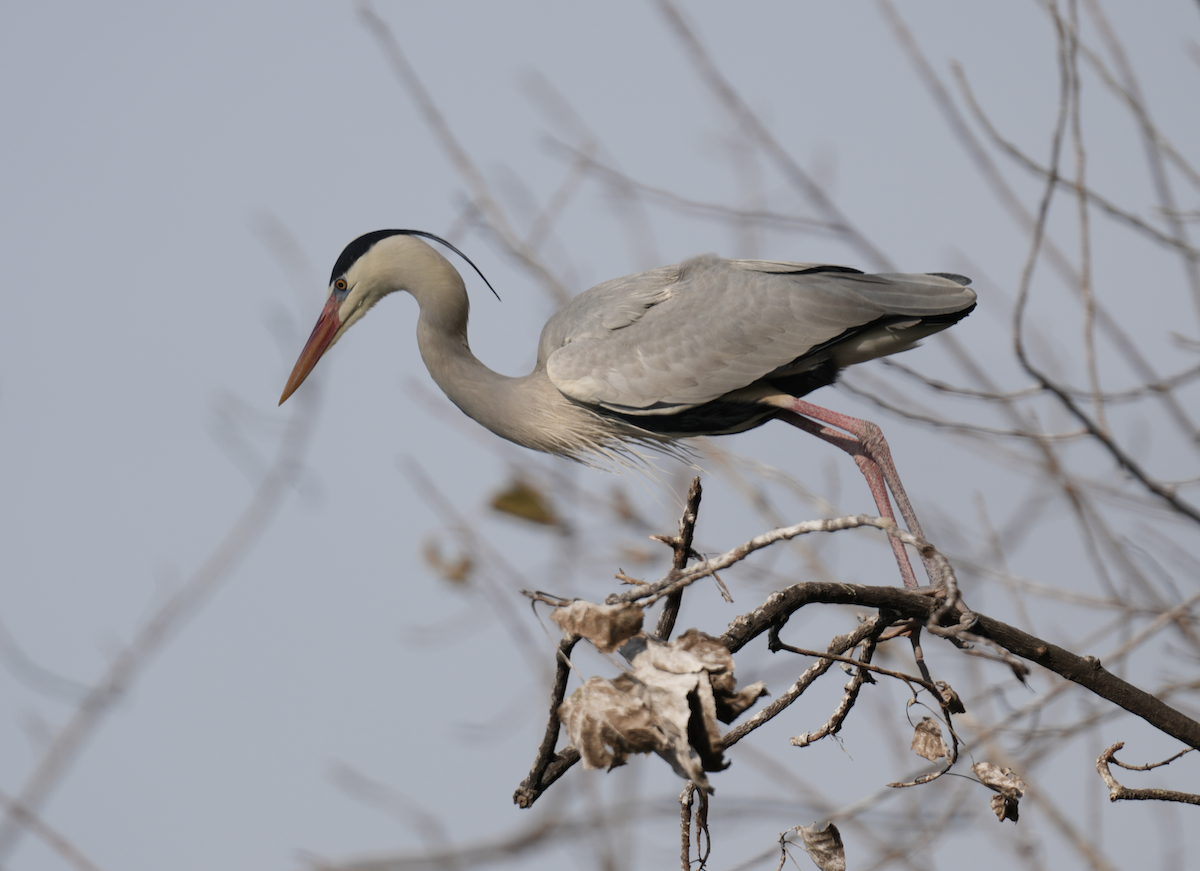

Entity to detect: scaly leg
[778,400,939,588]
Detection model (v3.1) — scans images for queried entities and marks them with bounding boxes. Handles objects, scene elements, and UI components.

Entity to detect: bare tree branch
[1097,742,1200,805]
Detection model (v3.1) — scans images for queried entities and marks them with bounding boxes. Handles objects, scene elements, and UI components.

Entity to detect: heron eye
[334,278,348,292]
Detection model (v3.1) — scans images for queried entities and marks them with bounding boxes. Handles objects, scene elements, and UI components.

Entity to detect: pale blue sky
[2,3,1198,869]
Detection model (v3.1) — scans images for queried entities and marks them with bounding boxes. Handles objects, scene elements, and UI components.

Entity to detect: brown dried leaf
[715,680,769,724]
[910,717,949,762]
[559,669,716,790]
[558,629,765,792]
[663,628,736,674]
[421,537,472,583]
[938,681,966,714]
[990,793,1020,822]
[490,479,557,525]
[626,629,766,724]
[973,762,1026,798]
[558,676,667,770]
[798,822,846,871]
[1009,660,1031,684]
[974,762,1025,823]
[549,601,644,653]
[631,666,718,783]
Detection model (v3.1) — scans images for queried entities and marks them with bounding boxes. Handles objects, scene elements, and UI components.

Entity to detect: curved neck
[367,235,566,451]
[400,249,525,439]
[416,312,515,423]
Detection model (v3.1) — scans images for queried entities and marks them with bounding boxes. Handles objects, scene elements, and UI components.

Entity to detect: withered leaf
[559,629,765,792]
[559,676,668,770]
[657,627,736,673]
[490,479,557,525]
[715,680,769,723]
[633,666,722,782]
[973,762,1026,798]
[910,717,949,762]
[974,762,1025,823]
[799,822,846,871]
[938,681,966,714]
[550,601,644,653]
[627,629,767,724]
[421,537,472,583]
[990,793,1020,822]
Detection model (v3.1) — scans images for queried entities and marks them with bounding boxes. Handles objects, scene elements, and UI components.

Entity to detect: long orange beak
[279,295,342,405]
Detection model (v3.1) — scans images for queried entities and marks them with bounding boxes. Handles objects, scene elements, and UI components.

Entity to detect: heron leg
[777,403,934,589]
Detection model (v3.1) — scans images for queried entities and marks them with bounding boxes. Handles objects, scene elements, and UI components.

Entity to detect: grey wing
[543,254,975,415]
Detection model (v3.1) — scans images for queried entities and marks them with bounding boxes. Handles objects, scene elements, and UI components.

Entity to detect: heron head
[278,231,413,405]
[278,230,498,405]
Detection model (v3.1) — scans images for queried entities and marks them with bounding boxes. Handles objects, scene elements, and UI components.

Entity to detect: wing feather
[542,255,974,415]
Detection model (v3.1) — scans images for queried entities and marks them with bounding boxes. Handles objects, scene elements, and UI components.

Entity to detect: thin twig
[1078,0,1200,324]
[655,0,894,271]
[838,379,1088,442]
[1108,745,1194,772]
[0,789,105,871]
[1007,9,1200,524]
[722,616,885,748]
[772,636,931,702]
[786,632,884,747]
[953,59,1200,260]
[1065,0,1106,435]
[679,781,696,871]
[525,138,596,253]
[608,515,956,608]
[357,2,572,304]
[546,138,841,236]
[514,636,581,808]
[882,357,1200,406]
[655,477,703,640]
[879,0,1200,444]
[1096,742,1200,805]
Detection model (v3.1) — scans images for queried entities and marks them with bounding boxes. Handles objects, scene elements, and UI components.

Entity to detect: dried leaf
[634,666,721,783]
[421,537,472,583]
[990,793,1020,822]
[627,629,766,723]
[559,629,765,792]
[490,479,557,525]
[973,762,1026,798]
[938,681,966,714]
[715,680,769,723]
[550,601,644,653]
[799,822,846,871]
[558,676,668,770]
[974,762,1025,823]
[624,627,731,674]
[910,717,949,762]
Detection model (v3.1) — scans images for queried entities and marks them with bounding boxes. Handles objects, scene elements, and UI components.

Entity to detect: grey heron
[280,230,975,589]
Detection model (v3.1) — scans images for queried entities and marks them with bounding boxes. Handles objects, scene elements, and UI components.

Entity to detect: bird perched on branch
[280,229,975,588]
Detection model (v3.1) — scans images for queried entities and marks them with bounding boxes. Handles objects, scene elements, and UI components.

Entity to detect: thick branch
[720,582,1200,749]
[521,580,1200,807]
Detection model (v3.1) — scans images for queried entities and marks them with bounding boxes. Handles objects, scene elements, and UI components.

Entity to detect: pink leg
[778,400,937,588]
